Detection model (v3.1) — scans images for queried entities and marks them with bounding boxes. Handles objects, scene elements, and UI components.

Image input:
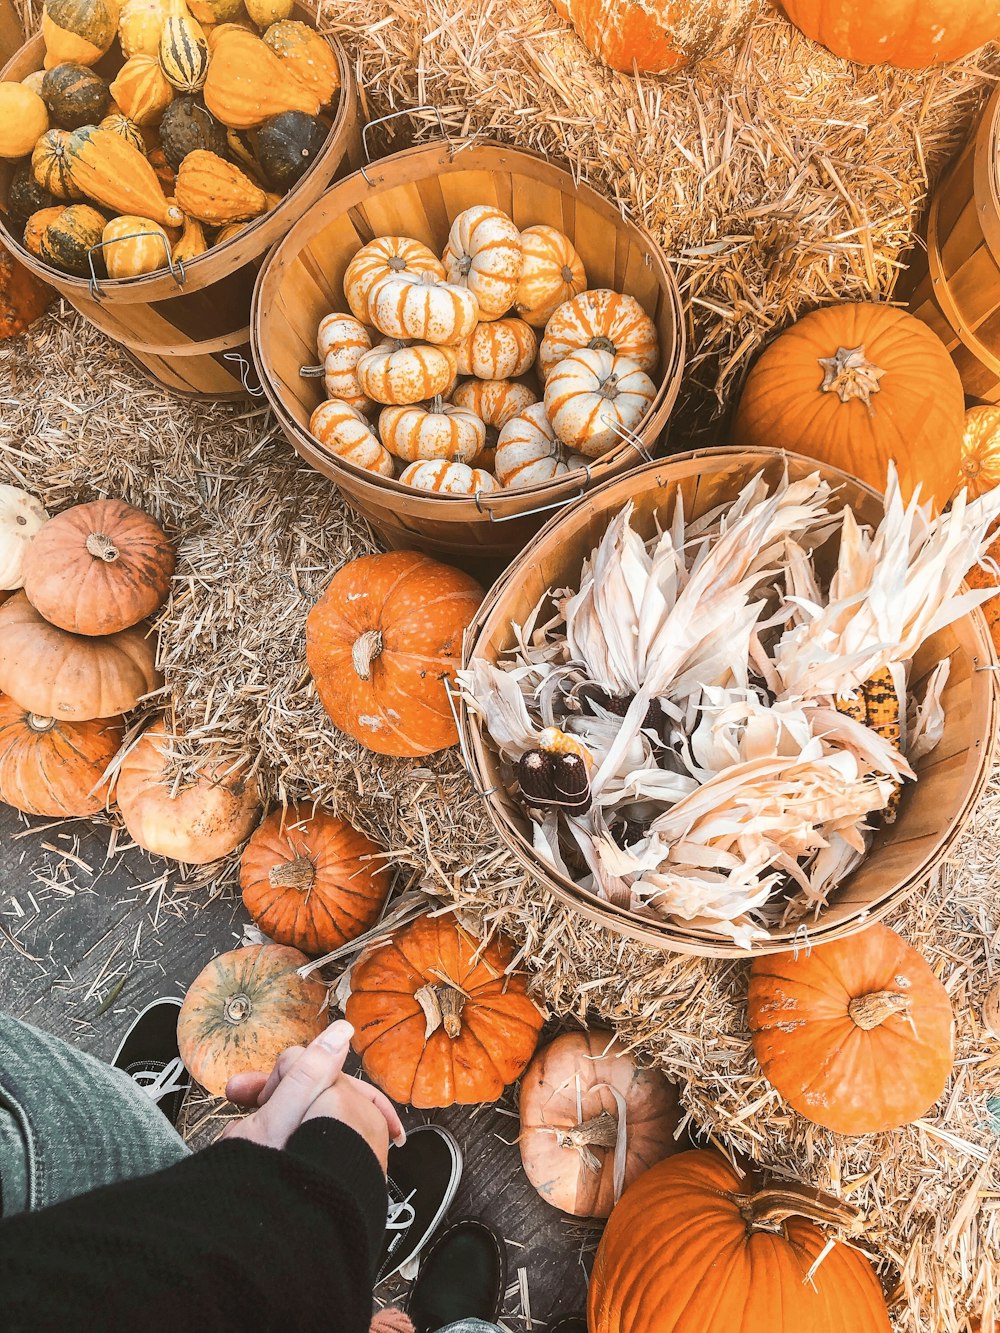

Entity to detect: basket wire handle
[222,350,265,398]
[361,105,451,183]
[442,675,497,799]
[86,230,186,302]
[478,462,593,524]
[605,416,653,462]
[790,922,813,960]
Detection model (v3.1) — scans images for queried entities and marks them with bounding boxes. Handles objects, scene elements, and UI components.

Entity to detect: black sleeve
[0,1119,386,1333]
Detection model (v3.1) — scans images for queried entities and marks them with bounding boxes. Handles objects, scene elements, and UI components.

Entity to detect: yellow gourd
[0,85,50,159]
[42,0,120,69]
[102,215,171,277]
[186,0,242,23]
[158,11,210,92]
[67,125,184,228]
[110,53,174,124]
[174,149,267,223]
[203,27,320,129]
[262,21,340,106]
[244,0,292,24]
[23,207,64,258]
[118,0,168,57]
[172,214,209,262]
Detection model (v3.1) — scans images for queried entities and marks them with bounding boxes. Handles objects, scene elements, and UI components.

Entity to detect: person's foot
[111,997,190,1128]
[548,1318,588,1333]
[406,1218,506,1333]
[379,1124,463,1283]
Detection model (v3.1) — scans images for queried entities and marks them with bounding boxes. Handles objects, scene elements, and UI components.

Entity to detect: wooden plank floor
[0,804,594,1328]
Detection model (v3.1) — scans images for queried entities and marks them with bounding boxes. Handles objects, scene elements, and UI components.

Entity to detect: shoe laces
[131,1057,189,1103]
[386,1188,416,1232]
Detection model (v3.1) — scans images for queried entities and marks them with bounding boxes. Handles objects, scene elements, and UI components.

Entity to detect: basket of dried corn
[457,447,1000,957]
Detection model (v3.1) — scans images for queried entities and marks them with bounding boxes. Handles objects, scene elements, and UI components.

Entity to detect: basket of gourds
[252,139,685,577]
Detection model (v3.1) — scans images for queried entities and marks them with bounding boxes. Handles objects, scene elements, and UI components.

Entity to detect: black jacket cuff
[286,1118,387,1266]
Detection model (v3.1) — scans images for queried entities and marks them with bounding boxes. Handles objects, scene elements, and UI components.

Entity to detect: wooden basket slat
[510,175,567,235]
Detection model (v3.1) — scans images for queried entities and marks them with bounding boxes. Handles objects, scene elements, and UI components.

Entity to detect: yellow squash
[174,149,267,224]
[203,27,320,129]
[67,125,184,228]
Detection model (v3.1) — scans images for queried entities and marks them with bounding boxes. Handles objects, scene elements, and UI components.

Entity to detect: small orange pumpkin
[308,399,394,477]
[451,378,538,429]
[959,406,1000,500]
[539,288,659,379]
[345,913,544,1108]
[306,550,483,758]
[314,312,373,411]
[399,459,498,495]
[370,272,478,346]
[552,0,755,74]
[379,398,486,464]
[456,317,537,380]
[495,402,574,487]
[0,693,123,817]
[515,224,587,327]
[240,803,390,956]
[356,339,457,406]
[343,236,445,325]
[442,204,522,321]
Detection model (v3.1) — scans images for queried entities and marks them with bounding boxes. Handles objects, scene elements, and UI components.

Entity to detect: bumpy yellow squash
[203,28,320,129]
[261,21,340,106]
[174,150,267,224]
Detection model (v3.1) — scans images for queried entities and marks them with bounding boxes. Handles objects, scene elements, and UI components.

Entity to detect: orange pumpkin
[589,1149,891,1333]
[240,803,390,956]
[519,1028,681,1218]
[551,0,754,73]
[777,0,1000,68]
[345,913,544,1108]
[306,551,483,758]
[748,923,954,1136]
[959,406,1000,500]
[23,499,175,636]
[539,288,659,380]
[177,943,328,1096]
[0,251,55,341]
[515,225,586,328]
[455,317,537,380]
[0,693,123,817]
[732,303,965,511]
[962,529,1000,656]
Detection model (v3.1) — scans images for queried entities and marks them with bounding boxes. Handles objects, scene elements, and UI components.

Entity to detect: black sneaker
[111,997,191,1128]
[406,1219,506,1333]
[378,1124,463,1284]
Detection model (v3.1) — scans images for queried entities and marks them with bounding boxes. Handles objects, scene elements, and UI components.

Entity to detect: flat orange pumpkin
[551,0,755,73]
[305,551,484,758]
[0,693,123,817]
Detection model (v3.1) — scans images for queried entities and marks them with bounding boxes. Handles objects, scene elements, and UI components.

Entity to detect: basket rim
[250,136,686,507]
[457,444,1000,957]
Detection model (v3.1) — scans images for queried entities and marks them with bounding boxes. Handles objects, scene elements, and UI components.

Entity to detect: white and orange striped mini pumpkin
[399,459,498,496]
[309,399,394,477]
[379,398,486,463]
[452,378,538,428]
[314,313,373,412]
[515,225,587,328]
[544,349,655,458]
[343,236,445,324]
[370,272,479,346]
[443,205,523,321]
[356,339,457,406]
[455,318,537,380]
[495,402,575,488]
[539,289,659,381]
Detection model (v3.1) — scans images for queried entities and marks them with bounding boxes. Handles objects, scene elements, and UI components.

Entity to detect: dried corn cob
[863,667,902,821]
[834,690,866,726]
[538,726,594,770]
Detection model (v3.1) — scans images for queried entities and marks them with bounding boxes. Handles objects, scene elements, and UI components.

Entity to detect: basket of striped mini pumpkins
[252,138,685,578]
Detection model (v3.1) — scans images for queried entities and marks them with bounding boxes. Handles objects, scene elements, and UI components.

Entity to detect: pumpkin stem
[587,335,616,355]
[733,1184,864,1236]
[414,981,466,1041]
[560,264,575,284]
[554,1109,620,1173]
[223,992,252,1025]
[86,532,120,563]
[352,630,384,681]
[25,713,58,734]
[299,364,327,378]
[848,989,910,1031]
[268,854,316,895]
[598,372,620,400]
[456,253,473,277]
[817,345,886,408]
[429,394,445,414]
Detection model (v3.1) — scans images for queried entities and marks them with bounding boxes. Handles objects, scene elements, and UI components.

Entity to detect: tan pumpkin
[451,377,538,429]
[356,339,457,406]
[309,400,394,477]
[177,944,327,1097]
[0,85,50,160]
[495,401,574,487]
[118,0,168,57]
[380,398,486,464]
[545,348,655,457]
[959,406,1000,500]
[175,150,267,224]
[443,204,522,321]
[0,593,161,721]
[68,125,184,227]
[171,213,208,264]
[344,236,445,325]
[240,803,390,956]
[0,486,48,591]
[539,289,659,380]
[399,459,498,496]
[262,20,340,106]
[370,271,478,347]
[0,694,122,818]
[310,313,373,411]
[42,0,119,69]
[101,215,170,278]
[519,1029,681,1218]
[110,53,174,125]
[116,718,260,863]
[456,317,537,380]
[23,498,174,635]
[515,224,587,327]
[203,27,321,129]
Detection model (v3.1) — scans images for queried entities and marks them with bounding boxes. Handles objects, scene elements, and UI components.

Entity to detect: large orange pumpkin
[305,551,484,758]
[240,803,390,956]
[551,0,755,73]
[0,692,123,817]
[345,913,544,1108]
[589,1149,891,1333]
[959,406,1000,501]
[177,943,328,1096]
[748,923,954,1136]
[732,303,965,512]
[777,0,1000,68]
[518,1028,681,1218]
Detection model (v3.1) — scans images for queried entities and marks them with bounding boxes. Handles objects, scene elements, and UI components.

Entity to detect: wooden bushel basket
[0,14,360,400]
[459,447,999,957]
[252,136,685,580]
[903,82,1000,404]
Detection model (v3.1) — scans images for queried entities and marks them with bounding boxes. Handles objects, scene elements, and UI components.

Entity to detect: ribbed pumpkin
[731,303,965,512]
[552,0,755,73]
[545,348,656,456]
[443,204,522,321]
[203,27,321,129]
[100,215,170,278]
[345,913,544,1108]
[589,1150,891,1333]
[42,0,120,69]
[313,312,372,410]
[495,401,573,488]
[38,203,106,277]
[399,459,498,495]
[958,406,1000,501]
[379,399,486,464]
[110,52,174,125]
[32,129,84,200]
[8,166,57,226]
[308,400,394,477]
[344,236,446,325]
[0,593,161,722]
[99,111,146,153]
[0,255,55,344]
[0,487,49,591]
[306,550,484,758]
[515,224,587,327]
[41,63,109,128]
[240,804,390,956]
[116,718,260,863]
[456,317,537,380]
[748,923,954,1136]
[356,339,457,406]
[158,95,228,168]
[370,272,478,347]
[175,149,267,224]
[0,84,50,158]
[261,21,340,106]
[451,378,538,429]
[777,0,1000,68]
[158,10,210,92]
[118,0,168,57]
[539,288,659,379]
[519,1029,681,1218]
[0,695,123,817]
[177,944,327,1097]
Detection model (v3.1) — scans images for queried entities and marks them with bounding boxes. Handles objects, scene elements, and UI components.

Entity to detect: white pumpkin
[369,272,479,346]
[544,349,655,458]
[0,486,48,590]
[379,399,486,463]
[495,402,574,488]
[309,400,394,477]
[399,459,498,495]
[515,225,587,327]
[356,339,457,406]
[343,236,445,325]
[539,289,659,381]
[451,378,538,428]
[315,313,374,412]
[455,318,537,380]
[443,205,523,321]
